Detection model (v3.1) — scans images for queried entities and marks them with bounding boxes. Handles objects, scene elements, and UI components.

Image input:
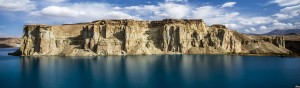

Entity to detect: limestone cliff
[0,38,21,48]
[11,19,292,56]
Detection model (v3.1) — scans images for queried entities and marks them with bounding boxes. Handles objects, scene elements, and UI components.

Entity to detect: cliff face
[284,35,300,54]
[14,19,291,56]
[0,38,21,48]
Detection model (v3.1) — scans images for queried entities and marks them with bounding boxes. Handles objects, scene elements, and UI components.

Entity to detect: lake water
[0,48,300,88]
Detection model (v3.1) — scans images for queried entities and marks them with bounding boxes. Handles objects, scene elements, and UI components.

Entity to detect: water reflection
[19,55,246,88]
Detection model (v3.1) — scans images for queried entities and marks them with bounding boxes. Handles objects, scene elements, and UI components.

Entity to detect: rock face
[13,19,292,56]
[283,35,300,54]
[0,38,21,48]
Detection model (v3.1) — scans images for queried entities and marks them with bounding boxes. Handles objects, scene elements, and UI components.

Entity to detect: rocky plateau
[10,19,298,56]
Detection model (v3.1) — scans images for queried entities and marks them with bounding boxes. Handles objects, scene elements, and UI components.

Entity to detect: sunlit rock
[13,19,291,56]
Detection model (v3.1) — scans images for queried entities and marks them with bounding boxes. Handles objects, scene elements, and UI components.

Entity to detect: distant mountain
[264,29,300,35]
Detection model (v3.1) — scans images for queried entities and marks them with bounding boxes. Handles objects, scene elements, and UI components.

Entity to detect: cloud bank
[0,0,300,34]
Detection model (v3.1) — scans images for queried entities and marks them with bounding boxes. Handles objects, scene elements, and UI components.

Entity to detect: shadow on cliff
[113,28,126,50]
[145,22,164,49]
[25,26,41,52]
[66,26,88,49]
[64,24,163,51]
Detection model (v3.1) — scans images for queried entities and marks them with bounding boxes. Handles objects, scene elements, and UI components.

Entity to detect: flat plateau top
[25,19,205,26]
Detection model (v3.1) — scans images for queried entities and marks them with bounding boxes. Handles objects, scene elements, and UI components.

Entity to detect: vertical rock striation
[12,19,291,56]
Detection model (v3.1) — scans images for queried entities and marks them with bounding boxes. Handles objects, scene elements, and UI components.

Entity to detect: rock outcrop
[0,38,21,48]
[284,35,300,54]
[11,19,292,56]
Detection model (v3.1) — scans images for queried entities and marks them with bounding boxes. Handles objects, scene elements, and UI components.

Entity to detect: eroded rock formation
[12,19,292,56]
[0,38,21,48]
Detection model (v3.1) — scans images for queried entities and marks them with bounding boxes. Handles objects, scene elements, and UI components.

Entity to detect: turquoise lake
[0,48,300,88]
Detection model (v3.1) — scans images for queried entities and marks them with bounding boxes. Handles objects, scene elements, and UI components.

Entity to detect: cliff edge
[10,19,292,56]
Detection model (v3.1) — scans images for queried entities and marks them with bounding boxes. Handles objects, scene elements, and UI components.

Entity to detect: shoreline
[7,48,300,58]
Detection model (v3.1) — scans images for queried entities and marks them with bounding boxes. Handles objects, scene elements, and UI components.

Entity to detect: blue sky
[0,0,300,37]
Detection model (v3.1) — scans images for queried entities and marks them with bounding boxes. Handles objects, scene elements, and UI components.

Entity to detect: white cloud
[250,27,257,31]
[31,3,140,24]
[6,1,295,34]
[224,23,242,29]
[253,21,297,31]
[120,3,242,25]
[238,17,274,26]
[273,13,290,19]
[121,3,189,19]
[244,27,269,33]
[281,4,300,12]
[33,2,190,23]
[22,2,244,31]
[3,0,300,35]
[245,29,250,33]
[165,0,188,2]
[295,22,300,28]
[191,6,221,19]
[25,2,244,30]
[221,2,236,8]
[271,0,300,7]
[45,0,66,3]
[227,1,300,33]
[231,0,300,33]
[119,3,240,25]
[157,3,190,19]
[271,21,294,29]
[191,6,240,24]
[0,0,36,11]
[269,4,300,21]
[40,6,86,17]
[259,26,267,30]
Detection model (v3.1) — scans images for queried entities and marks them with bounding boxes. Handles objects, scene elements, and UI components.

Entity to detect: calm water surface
[0,48,300,88]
